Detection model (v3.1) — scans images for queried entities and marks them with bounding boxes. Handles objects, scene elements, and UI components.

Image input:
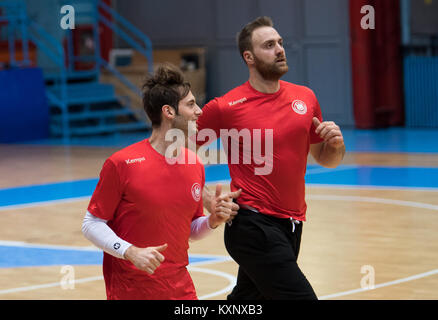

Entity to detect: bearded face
[247,26,290,81]
[253,52,289,81]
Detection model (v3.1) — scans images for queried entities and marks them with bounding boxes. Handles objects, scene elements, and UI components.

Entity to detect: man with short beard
[197,17,346,300]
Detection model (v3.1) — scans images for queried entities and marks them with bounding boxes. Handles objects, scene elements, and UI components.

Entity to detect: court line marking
[319,269,438,300]
[0,260,236,298]
[0,240,100,251]
[3,163,438,211]
[306,183,438,192]
[309,194,438,299]
[187,266,237,300]
[0,196,91,211]
[0,268,236,300]
[0,266,237,299]
[0,240,236,298]
[307,194,438,211]
[0,240,235,264]
[305,165,358,175]
[2,191,437,298]
[0,275,104,295]
[2,181,438,212]
[0,240,234,269]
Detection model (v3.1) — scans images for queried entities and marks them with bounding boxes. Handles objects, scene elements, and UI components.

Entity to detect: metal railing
[96,0,153,122]
[1,0,153,137]
[59,0,153,124]
[0,0,31,68]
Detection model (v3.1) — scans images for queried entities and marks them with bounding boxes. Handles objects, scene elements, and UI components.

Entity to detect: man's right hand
[208,184,242,228]
[203,184,242,216]
[124,243,168,274]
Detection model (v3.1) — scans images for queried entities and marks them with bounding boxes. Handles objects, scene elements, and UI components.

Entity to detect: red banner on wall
[349,0,404,128]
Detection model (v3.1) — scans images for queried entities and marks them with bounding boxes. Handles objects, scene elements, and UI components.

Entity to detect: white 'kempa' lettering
[228,97,247,106]
[125,157,145,164]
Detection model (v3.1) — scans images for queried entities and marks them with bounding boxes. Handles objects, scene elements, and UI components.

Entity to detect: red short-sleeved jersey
[197,80,323,221]
[87,139,205,300]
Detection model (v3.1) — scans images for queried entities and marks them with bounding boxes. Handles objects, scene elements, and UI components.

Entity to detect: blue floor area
[341,128,438,153]
[0,179,99,207]
[1,164,438,209]
[2,128,437,270]
[304,165,438,189]
[13,128,438,153]
[0,244,223,268]
[0,246,103,268]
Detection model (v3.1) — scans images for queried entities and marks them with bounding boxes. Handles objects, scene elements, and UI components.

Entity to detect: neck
[149,123,185,158]
[248,69,281,94]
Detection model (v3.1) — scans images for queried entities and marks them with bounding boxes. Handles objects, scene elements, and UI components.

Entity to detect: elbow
[81,211,94,240]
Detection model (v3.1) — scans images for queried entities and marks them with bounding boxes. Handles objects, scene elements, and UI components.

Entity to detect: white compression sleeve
[189,216,214,241]
[82,211,132,259]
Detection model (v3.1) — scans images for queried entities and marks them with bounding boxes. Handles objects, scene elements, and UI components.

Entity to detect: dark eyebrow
[262,37,283,46]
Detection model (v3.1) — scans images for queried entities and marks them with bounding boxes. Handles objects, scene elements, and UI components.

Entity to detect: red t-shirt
[87,139,205,300]
[197,80,323,221]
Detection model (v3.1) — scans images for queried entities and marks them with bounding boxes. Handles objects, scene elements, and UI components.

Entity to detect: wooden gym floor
[0,128,437,300]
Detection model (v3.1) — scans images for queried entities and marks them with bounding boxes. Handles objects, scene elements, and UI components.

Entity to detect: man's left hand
[313,117,344,149]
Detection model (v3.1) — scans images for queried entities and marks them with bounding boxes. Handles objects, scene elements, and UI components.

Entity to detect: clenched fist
[124,243,168,274]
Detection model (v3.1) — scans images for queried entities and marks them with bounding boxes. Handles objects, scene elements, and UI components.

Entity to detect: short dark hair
[237,16,274,62]
[142,63,191,127]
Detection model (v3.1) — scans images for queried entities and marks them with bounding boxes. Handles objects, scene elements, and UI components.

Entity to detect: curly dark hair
[142,63,191,127]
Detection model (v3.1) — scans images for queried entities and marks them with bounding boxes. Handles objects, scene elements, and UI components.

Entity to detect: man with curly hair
[82,64,240,300]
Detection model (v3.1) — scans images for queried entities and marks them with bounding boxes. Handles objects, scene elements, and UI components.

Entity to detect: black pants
[224,209,317,300]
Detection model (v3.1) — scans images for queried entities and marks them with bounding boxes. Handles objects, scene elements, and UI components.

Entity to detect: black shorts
[224,208,317,300]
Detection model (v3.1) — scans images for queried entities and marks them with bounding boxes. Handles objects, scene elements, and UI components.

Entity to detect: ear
[162,104,175,120]
[243,50,254,65]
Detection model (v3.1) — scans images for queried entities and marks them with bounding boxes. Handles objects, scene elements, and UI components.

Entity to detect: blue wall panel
[0,67,49,142]
[404,56,438,128]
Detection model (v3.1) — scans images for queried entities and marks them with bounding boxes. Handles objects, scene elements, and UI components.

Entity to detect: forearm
[82,211,132,259]
[316,142,345,168]
[189,216,215,241]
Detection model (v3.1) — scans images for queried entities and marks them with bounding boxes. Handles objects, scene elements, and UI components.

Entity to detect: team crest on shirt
[291,100,307,115]
[191,183,201,202]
